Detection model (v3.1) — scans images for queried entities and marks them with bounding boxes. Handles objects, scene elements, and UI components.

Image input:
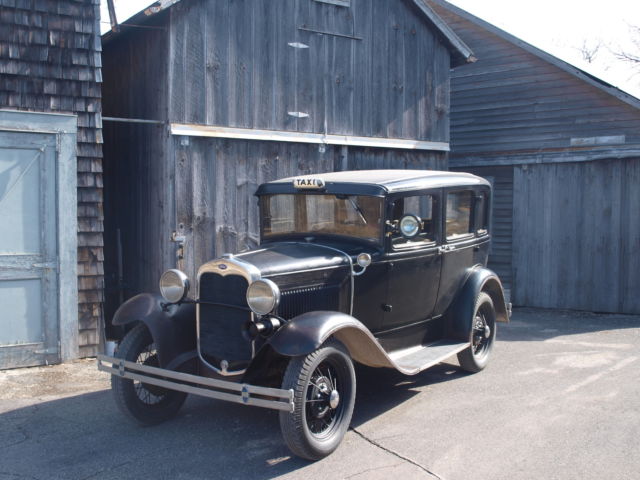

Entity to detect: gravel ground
[1,308,639,480]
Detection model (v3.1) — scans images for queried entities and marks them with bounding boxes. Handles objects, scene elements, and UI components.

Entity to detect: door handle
[438,245,455,253]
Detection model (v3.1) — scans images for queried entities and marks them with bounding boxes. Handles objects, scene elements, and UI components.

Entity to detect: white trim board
[170,123,450,152]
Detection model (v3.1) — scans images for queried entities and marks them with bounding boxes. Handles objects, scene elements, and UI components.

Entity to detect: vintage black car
[98,169,510,460]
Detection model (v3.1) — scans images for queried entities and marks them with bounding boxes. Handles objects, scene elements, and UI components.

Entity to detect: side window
[475,191,489,235]
[391,194,436,249]
[446,191,473,241]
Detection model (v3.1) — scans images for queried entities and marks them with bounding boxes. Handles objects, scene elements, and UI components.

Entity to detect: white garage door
[0,130,59,369]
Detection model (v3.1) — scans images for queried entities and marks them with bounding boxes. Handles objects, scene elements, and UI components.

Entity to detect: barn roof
[427,0,640,110]
[103,0,475,67]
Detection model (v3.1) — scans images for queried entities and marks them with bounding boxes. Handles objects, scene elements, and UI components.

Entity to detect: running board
[388,340,470,375]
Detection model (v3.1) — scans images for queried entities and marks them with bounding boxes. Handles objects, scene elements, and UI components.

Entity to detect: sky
[99,0,640,99]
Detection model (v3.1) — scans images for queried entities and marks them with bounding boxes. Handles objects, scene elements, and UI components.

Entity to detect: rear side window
[446,191,473,240]
[475,191,489,235]
[391,194,436,249]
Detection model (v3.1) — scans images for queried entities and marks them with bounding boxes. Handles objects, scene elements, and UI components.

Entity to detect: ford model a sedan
[98,169,510,460]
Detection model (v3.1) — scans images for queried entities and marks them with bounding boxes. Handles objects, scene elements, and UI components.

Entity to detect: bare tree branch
[612,25,640,64]
[577,40,602,64]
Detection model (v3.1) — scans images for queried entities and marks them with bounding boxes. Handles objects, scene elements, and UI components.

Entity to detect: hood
[235,242,352,277]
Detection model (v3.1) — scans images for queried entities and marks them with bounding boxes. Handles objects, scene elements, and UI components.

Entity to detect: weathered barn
[101,0,474,324]
[0,0,103,368]
[429,0,640,314]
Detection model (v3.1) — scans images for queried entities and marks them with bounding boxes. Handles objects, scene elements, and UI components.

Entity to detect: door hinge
[32,261,58,271]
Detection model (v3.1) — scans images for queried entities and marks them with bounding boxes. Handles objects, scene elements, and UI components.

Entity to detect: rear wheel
[279,339,356,460]
[111,323,187,425]
[457,292,496,373]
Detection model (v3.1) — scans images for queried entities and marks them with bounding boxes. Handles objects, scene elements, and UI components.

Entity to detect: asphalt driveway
[1,308,639,480]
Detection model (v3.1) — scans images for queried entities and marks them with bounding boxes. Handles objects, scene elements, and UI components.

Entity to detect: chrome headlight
[159,269,190,303]
[246,279,280,316]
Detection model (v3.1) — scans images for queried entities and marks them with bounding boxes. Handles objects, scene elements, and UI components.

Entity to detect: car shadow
[0,361,467,480]
[351,362,466,428]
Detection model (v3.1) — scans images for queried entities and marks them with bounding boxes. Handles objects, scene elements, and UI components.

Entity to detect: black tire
[279,339,356,461]
[111,323,187,425]
[457,292,497,373]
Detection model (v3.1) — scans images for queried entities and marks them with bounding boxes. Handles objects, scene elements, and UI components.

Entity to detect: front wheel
[457,291,497,373]
[279,339,356,460]
[111,323,187,425]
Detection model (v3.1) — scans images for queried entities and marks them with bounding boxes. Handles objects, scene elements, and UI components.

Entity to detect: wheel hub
[329,389,340,409]
[312,376,332,418]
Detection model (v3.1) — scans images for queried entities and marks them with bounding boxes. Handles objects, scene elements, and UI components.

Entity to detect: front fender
[267,311,394,369]
[112,293,196,369]
[446,267,510,342]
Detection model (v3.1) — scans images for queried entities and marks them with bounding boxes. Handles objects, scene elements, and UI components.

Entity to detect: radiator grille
[198,272,252,372]
[278,284,340,319]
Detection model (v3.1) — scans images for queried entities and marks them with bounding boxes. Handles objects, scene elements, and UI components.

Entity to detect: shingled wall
[0,0,103,356]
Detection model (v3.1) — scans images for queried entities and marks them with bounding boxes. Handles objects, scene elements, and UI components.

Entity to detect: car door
[433,189,481,316]
[381,192,442,330]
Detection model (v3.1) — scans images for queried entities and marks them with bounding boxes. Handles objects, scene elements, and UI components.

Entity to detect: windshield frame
[258,192,386,246]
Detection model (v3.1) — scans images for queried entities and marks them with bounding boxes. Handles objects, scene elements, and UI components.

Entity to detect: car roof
[255,169,490,196]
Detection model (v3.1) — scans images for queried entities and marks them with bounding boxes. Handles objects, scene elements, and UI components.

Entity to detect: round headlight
[159,269,190,303]
[246,279,280,316]
[399,214,421,238]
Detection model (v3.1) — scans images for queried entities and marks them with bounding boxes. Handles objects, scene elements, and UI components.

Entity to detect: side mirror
[399,214,421,239]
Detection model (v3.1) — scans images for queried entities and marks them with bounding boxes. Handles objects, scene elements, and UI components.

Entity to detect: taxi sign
[292,177,325,189]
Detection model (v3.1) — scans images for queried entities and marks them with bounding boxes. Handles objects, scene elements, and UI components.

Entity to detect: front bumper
[97,355,294,412]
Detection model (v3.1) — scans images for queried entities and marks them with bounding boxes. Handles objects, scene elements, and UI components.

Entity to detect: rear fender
[446,267,509,342]
[267,311,395,369]
[112,293,197,369]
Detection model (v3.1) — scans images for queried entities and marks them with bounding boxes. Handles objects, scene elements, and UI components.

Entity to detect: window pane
[391,195,435,248]
[475,192,489,234]
[446,191,472,240]
[261,194,383,243]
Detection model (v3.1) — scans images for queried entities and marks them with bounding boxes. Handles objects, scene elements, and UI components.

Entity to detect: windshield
[260,194,384,243]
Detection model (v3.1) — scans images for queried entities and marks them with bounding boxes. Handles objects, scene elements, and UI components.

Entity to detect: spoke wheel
[279,339,355,461]
[111,324,187,425]
[457,292,496,373]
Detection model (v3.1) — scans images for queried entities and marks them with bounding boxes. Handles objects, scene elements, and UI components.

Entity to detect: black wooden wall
[168,0,451,141]
[512,158,640,314]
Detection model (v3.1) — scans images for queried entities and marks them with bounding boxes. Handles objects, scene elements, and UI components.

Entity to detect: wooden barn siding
[512,158,640,314]
[429,2,640,154]
[0,0,103,356]
[174,137,447,282]
[101,16,171,322]
[102,123,175,321]
[453,165,513,292]
[167,0,450,142]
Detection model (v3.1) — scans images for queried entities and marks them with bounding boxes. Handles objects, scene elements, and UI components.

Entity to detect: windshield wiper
[348,197,367,225]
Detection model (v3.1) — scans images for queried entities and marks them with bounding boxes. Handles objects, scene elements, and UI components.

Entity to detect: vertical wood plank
[228,0,254,128]
[370,0,389,137]
[352,0,372,137]
[205,0,230,126]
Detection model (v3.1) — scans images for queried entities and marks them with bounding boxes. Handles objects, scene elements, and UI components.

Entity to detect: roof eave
[428,0,640,109]
[410,0,476,67]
